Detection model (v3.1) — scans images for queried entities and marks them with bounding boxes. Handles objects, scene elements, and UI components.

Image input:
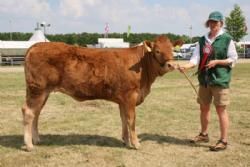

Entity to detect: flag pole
[127,25,131,38]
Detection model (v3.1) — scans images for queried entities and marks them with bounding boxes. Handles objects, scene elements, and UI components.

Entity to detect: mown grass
[0,62,249,167]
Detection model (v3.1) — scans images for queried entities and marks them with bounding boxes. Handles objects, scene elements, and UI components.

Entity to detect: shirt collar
[205,29,224,44]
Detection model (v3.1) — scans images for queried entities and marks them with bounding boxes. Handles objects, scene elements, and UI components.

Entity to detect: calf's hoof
[123,140,132,148]
[132,142,141,150]
[122,137,130,145]
[21,145,34,152]
[32,138,41,145]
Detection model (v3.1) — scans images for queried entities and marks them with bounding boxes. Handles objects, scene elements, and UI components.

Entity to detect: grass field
[0,62,249,167]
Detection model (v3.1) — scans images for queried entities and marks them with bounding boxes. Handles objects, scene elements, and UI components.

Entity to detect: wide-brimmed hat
[206,11,223,26]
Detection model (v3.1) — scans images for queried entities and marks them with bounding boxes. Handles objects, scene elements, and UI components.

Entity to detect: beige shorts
[197,85,230,106]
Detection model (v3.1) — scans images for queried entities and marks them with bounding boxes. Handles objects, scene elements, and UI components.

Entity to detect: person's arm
[178,42,199,73]
[206,40,238,69]
[226,40,238,67]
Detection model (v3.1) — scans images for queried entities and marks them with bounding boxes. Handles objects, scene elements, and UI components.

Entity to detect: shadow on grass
[0,133,211,150]
[0,134,124,149]
[138,133,210,148]
[241,142,250,146]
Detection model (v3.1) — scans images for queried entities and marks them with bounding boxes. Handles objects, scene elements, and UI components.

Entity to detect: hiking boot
[209,139,227,151]
[190,133,209,143]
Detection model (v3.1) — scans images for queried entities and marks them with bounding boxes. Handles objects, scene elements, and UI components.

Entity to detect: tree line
[0,32,198,46]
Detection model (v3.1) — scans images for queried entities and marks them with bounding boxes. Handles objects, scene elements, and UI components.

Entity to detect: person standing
[178,11,238,151]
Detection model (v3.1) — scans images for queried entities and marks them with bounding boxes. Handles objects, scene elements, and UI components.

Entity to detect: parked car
[173,43,197,60]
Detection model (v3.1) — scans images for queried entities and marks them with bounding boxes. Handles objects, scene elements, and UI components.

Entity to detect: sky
[0,0,250,41]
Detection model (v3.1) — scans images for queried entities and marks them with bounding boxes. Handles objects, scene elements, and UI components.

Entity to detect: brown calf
[22,35,175,151]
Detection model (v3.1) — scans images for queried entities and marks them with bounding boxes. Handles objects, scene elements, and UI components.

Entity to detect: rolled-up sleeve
[227,40,238,67]
[190,43,200,66]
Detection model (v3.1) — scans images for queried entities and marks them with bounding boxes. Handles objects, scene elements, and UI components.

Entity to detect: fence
[0,55,25,66]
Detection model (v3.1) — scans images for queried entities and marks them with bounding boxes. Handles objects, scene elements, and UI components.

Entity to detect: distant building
[1,26,130,65]
[0,25,49,65]
[96,38,129,48]
[236,41,250,58]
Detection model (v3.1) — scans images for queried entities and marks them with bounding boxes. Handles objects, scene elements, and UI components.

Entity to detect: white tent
[29,28,49,42]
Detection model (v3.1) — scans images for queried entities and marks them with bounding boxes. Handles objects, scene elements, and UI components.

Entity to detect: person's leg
[209,105,228,151]
[198,86,212,135]
[200,104,211,135]
[210,87,230,151]
[215,105,229,142]
[191,86,212,143]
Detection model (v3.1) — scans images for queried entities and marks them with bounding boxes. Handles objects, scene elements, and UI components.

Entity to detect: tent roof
[29,29,49,42]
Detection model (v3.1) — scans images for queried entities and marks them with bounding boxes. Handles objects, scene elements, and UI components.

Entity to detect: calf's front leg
[125,105,140,149]
[119,104,130,146]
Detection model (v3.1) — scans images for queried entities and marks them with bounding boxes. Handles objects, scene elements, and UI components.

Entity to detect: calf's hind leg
[32,93,49,144]
[21,90,49,151]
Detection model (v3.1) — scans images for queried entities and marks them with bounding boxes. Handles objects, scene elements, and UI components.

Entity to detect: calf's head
[144,35,176,75]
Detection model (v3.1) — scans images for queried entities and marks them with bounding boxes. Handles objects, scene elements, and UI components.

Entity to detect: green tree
[225,4,247,42]
[0,32,195,45]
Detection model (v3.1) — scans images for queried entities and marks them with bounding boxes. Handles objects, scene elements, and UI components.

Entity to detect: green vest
[198,33,232,88]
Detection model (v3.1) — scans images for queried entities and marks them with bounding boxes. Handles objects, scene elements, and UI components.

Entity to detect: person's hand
[177,65,186,73]
[177,62,194,73]
[206,60,218,69]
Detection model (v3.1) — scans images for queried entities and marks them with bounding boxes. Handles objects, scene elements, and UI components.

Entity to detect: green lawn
[0,62,249,167]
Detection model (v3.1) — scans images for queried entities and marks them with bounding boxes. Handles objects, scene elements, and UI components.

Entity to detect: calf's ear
[143,41,154,52]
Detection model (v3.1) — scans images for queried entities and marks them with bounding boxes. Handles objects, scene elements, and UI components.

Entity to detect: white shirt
[190,29,238,67]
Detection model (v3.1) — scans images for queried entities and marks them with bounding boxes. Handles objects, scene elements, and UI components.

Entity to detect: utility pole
[9,20,12,41]
[189,25,192,43]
